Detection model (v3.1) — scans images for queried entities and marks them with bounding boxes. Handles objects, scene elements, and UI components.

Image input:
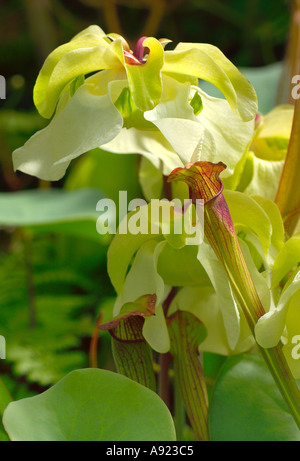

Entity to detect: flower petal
[163,42,257,121]
[112,240,170,353]
[255,271,300,348]
[194,88,255,179]
[241,105,294,200]
[144,80,206,165]
[144,79,254,175]
[13,83,123,180]
[34,36,123,118]
[102,126,184,175]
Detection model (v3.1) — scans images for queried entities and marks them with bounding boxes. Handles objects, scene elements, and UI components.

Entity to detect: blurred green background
[0,0,296,434]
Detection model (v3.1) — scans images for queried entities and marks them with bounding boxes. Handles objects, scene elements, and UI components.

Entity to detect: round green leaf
[3,369,176,441]
[209,354,300,441]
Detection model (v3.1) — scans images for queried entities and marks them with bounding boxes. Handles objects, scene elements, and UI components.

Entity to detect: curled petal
[163,42,257,121]
[34,37,122,118]
[124,37,164,111]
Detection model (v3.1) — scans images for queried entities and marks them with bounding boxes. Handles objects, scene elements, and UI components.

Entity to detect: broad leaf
[3,369,176,441]
[0,188,109,242]
[209,354,300,441]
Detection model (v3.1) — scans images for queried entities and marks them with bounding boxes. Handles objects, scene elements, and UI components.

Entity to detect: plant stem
[159,287,177,407]
[159,352,171,407]
[260,345,300,429]
[174,373,186,441]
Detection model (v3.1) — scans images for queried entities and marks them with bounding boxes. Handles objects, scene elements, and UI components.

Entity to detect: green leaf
[209,354,300,441]
[0,188,109,243]
[3,369,176,441]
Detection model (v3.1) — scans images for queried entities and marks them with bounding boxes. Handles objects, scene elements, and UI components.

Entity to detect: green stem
[260,345,300,429]
[158,352,171,408]
[174,374,185,441]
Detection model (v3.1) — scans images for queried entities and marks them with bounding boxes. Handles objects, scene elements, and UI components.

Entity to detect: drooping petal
[272,234,300,287]
[163,42,258,121]
[13,83,123,180]
[34,36,123,118]
[255,271,300,348]
[197,242,241,351]
[102,125,184,175]
[242,105,294,200]
[144,80,205,165]
[33,25,108,117]
[144,79,254,177]
[193,88,255,179]
[282,291,300,378]
[223,190,272,256]
[252,196,284,256]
